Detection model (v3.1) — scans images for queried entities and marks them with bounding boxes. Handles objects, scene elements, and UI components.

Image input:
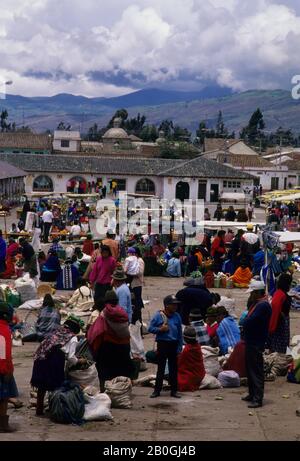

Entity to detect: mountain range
[0,86,299,135]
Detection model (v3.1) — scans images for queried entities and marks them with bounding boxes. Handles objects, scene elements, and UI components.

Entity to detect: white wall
[53,139,80,152]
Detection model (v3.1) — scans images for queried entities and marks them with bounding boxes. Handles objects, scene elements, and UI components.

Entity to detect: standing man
[41,206,53,243]
[148,295,183,399]
[112,268,132,322]
[102,231,119,260]
[0,230,7,274]
[242,280,272,409]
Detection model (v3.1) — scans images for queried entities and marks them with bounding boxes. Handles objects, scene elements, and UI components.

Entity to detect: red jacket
[211,237,225,257]
[0,320,13,375]
[269,289,286,334]
[178,343,205,392]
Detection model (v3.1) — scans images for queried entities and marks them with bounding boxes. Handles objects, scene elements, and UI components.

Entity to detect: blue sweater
[243,300,272,350]
[148,311,183,353]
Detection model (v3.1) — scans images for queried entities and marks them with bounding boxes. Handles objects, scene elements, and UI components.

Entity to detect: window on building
[12,151,20,154]
[135,178,156,195]
[223,180,241,189]
[33,175,54,192]
[24,151,31,154]
[61,140,70,148]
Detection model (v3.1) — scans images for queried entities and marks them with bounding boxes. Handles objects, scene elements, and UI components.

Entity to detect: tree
[159,120,174,140]
[140,125,158,142]
[240,108,265,145]
[173,125,191,142]
[107,109,128,128]
[216,110,226,137]
[124,113,146,136]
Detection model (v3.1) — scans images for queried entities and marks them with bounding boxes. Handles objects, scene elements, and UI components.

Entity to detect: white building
[0,153,254,204]
[53,131,81,152]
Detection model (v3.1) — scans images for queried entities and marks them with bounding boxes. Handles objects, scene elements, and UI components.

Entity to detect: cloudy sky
[0,0,300,97]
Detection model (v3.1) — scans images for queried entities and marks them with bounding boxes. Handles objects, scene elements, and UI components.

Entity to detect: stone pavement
[2,277,300,442]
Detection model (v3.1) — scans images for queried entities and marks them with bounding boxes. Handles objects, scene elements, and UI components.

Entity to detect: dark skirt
[94,283,111,308]
[95,342,135,382]
[132,286,144,310]
[267,316,290,354]
[31,347,65,391]
[0,375,18,400]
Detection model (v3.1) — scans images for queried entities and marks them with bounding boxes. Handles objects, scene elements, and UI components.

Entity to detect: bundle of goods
[15,273,37,303]
[83,386,113,421]
[217,370,240,388]
[105,376,133,409]
[201,346,221,377]
[264,352,293,382]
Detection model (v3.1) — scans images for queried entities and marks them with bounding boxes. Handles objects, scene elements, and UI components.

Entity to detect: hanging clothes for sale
[261,264,276,296]
[56,260,80,290]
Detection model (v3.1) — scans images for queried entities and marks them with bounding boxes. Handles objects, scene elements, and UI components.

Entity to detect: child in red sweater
[178,326,205,392]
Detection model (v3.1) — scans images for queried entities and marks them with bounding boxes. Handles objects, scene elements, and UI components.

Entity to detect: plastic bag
[129,321,145,359]
[218,370,240,388]
[105,376,133,409]
[199,374,222,390]
[83,391,113,421]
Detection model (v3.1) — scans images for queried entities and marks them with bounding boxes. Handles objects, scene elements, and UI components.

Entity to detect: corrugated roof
[0,153,254,180]
[0,160,27,179]
[0,133,52,150]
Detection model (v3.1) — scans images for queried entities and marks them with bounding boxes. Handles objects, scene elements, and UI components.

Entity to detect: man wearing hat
[148,295,183,398]
[112,268,132,322]
[242,280,272,408]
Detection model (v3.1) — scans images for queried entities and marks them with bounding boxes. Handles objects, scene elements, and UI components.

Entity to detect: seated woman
[230,260,252,288]
[87,290,135,392]
[31,317,85,416]
[216,306,241,355]
[40,250,62,282]
[66,278,94,312]
[178,326,206,392]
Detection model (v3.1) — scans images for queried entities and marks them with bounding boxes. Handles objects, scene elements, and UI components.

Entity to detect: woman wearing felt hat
[31,316,85,416]
[177,326,206,392]
[0,301,18,432]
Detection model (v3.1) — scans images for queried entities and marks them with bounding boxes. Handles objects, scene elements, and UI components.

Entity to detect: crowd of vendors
[0,193,300,432]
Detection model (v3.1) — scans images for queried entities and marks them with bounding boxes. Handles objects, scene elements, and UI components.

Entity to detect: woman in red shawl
[87,290,134,392]
[177,326,205,392]
[0,302,17,432]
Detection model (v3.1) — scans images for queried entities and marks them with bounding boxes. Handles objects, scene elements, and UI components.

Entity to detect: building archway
[176,181,190,201]
[67,176,87,194]
[33,175,54,192]
[135,178,156,195]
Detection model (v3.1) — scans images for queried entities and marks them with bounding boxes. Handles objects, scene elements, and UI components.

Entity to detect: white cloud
[0,0,299,96]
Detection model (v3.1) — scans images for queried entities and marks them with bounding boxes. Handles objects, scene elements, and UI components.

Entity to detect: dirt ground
[1,276,300,442]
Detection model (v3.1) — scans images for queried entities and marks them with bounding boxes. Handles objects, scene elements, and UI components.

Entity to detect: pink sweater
[89,256,116,285]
